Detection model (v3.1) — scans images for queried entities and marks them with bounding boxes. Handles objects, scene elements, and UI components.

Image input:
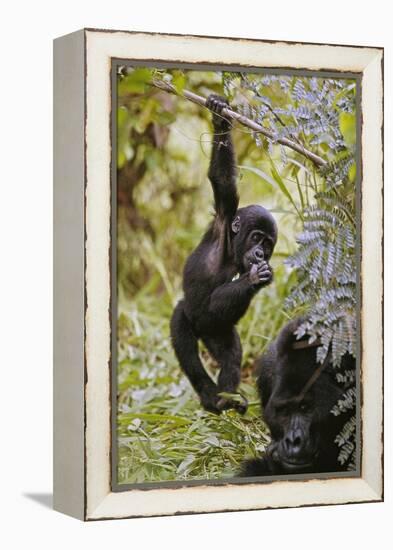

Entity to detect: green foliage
[223,71,358,470]
[117,267,292,483]
[118,68,153,95]
[339,112,356,147]
[117,67,358,481]
[286,192,356,366]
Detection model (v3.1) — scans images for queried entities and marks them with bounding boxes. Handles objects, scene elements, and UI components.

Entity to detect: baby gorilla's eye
[252,233,261,243]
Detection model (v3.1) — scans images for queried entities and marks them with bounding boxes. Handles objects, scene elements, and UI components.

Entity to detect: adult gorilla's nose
[283,428,305,456]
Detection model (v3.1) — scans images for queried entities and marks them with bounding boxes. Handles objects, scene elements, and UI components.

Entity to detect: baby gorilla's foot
[217,392,248,415]
[200,388,248,415]
[200,387,222,414]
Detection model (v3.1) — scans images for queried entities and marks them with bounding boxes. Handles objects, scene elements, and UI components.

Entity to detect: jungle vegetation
[116,67,357,483]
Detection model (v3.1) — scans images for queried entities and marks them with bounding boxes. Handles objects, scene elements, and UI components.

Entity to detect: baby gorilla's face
[242,229,274,271]
[231,204,277,273]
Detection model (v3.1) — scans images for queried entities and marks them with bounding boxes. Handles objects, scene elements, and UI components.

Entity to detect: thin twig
[151,79,327,168]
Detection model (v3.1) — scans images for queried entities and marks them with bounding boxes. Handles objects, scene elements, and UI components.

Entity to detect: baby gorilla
[241,319,355,476]
[170,95,277,414]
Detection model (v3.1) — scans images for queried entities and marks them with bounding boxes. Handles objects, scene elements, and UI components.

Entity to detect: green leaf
[339,112,356,147]
[172,70,186,94]
[117,149,126,169]
[118,68,153,95]
[238,165,274,187]
[269,160,302,218]
[156,110,176,126]
[177,454,196,474]
[117,106,128,128]
[348,162,356,183]
[287,158,312,175]
[119,412,192,426]
[217,392,246,404]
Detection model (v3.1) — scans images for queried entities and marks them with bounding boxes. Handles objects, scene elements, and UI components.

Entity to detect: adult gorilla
[241,318,355,476]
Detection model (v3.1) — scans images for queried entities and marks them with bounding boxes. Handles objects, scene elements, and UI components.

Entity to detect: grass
[117,265,294,484]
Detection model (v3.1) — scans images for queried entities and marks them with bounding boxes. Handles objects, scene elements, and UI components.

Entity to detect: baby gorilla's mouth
[243,253,260,271]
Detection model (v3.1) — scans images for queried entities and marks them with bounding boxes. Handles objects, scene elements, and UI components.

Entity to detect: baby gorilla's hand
[249,261,273,287]
[206,94,231,130]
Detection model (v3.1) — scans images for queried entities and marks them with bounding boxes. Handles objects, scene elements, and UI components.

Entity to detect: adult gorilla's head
[231,205,278,273]
[240,319,356,478]
[263,325,345,472]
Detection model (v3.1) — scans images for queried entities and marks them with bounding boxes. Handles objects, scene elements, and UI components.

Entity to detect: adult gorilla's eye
[275,404,288,415]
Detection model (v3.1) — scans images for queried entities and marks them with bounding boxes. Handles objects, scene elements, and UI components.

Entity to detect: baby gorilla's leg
[202,329,248,414]
[171,302,220,413]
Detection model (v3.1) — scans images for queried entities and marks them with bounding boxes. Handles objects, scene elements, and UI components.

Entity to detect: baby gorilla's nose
[254,248,264,262]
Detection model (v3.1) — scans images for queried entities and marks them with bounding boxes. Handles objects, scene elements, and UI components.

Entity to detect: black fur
[170,95,277,414]
[241,318,355,476]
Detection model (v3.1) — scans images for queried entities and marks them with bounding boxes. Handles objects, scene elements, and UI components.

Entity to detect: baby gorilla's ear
[231,216,241,234]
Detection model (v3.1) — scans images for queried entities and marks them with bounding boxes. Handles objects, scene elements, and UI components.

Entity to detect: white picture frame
[53,28,383,521]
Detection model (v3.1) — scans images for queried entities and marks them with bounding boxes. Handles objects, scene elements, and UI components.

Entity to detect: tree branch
[151,79,327,168]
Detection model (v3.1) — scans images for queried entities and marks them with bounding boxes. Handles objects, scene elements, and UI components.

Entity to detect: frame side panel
[360,51,384,498]
[53,29,85,520]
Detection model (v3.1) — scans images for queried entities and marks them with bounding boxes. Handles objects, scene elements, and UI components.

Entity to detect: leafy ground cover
[117,267,293,483]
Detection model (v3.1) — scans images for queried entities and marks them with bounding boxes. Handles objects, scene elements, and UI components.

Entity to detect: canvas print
[114,65,359,486]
